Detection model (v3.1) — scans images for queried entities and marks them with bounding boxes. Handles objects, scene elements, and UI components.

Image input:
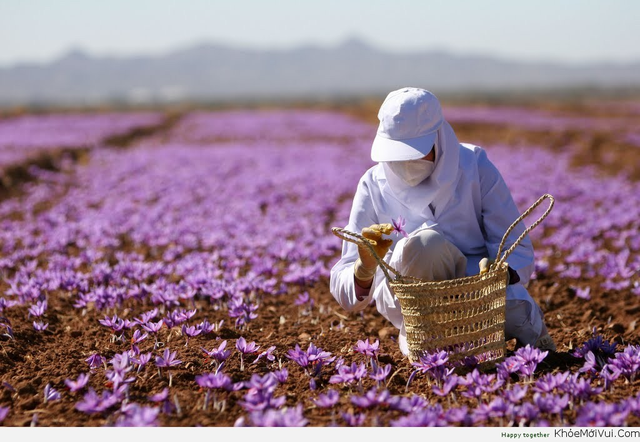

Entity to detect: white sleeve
[477,149,535,285]
[329,175,379,312]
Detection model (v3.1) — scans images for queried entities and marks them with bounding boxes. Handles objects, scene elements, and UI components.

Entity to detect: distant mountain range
[1,38,639,107]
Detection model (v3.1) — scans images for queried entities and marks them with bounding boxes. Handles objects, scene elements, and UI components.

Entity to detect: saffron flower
[572,330,617,359]
[369,363,392,385]
[391,215,409,238]
[236,337,260,371]
[0,406,8,423]
[201,340,232,371]
[353,338,380,359]
[608,344,640,382]
[574,286,591,300]
[504,384,529,403]
[28,300,47,317]
[43,383,61,403]
[350,387,390,409]
[575,401,630,427]
[155,348,182,386]
[181,324,201,346]
[388,394,428,413]
[115,404,160,427]
[155,348,182,368]
[130,329,148,345]
[254,345,277,364]
[341,411,367,427]
[432,375,459,397]
[195,372,236,410]
[273,368,288,383]
[64,373,90,393]
[313,389,340,408]
[33,321,48,332]
[148,388,175,415]
[85,353,105,370]
[237,404,309,427]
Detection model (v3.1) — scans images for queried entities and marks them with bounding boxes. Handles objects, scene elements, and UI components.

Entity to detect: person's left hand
[479,258,521,285]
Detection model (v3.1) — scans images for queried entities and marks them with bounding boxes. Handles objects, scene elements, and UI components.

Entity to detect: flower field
[0,101,639,427]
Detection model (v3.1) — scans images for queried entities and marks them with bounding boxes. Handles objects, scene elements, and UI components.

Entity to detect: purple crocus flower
[504,384,529,403]
[43,383,61,403]
[33,321,48,332]
[85,353,105,370]
[286,343,335,377]
[201,340,232,368]
[313,389,340,408]
[369,363,392,384]
[197,318,217,334]
[134,308,159,325]
[0,406,9,423]
[534,371,570,393]
[608,344,640,382]
[601,364,622,390]
[390,407,447,427]
[115,404,160,427]
[133,352,152,373]
[236,337,260,354]
[392,215,409,238]
[574,286,591,300]
[181,324,201,346]
[155,348,182,385]
[130,329,148,345]
[432,374,458,397]
[99,314,126,333]
[496,356,522,381]
[254,345,277,364]
[578,351,599,376]
[350,387,390,409]
[240,404,309,427]
[388,394,429,413]
[28,299,47,317]
[513,402,540,426]
[196,372,234,391]
[141,320,164,335]
[329,361,367,385]
[572,332,617,359]
[575,401,630,426]
[533,392,570,415]
[294,291,311,306]
[341,411,367,427]
[0,323,14,340]
[155,349,182,368]
[65,373,90,393]
[353,338,380,359]
[273,368,288,383]
[148,388,175,415]
[445,406,471,425]
[410,350,452,384]
[236,337,260,371]
[148,388,169,402]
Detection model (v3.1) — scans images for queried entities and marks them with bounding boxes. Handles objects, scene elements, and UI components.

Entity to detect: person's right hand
[357,223,394,271]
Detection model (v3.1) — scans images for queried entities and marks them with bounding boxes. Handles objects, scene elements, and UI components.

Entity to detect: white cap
[371,87,443,162]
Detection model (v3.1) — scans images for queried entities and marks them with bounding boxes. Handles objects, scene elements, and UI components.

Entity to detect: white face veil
[381,120,461,219]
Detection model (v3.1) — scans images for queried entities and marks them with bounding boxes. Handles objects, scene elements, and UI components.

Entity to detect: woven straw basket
[332,194,554,367]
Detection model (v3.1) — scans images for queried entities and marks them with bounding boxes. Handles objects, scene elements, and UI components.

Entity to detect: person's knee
[403,229,447,261]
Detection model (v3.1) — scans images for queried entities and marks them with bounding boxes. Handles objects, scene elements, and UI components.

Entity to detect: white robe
[329,140,540,342]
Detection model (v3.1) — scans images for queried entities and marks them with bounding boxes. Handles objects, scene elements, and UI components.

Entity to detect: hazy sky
[2,0,639,67]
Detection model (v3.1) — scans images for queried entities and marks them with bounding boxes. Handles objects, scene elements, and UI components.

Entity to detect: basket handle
[494,193,555,269]
[331,227,405,282]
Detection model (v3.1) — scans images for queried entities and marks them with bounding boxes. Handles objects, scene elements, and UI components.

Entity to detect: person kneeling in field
[329,87,556,357]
